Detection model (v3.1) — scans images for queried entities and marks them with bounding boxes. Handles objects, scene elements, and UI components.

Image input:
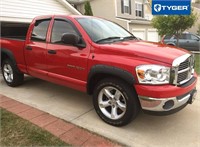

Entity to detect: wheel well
[87,73,133,95]
[167,44,175,46]
[1,52,9,67]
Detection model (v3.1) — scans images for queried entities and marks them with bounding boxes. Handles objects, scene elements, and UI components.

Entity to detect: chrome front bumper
[138,89,197,112]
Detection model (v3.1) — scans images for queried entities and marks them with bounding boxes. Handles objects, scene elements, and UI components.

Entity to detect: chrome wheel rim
[98,86,127,120]
[3,64,13,83]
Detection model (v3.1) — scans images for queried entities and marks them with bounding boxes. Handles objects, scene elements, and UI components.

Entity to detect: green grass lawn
[194,54,200,75]
[0,108,70,146]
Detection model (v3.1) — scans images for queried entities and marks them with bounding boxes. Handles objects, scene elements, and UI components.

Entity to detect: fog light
[163,100,174,110]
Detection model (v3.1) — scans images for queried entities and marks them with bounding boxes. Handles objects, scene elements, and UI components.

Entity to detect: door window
[179,34,188,39]
[51,20,78,44]
[191,35,199,40]
[31,19,50,42]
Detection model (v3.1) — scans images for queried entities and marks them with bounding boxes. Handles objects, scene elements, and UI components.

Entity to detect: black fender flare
[87,65,135,94]
[1,48,19,71]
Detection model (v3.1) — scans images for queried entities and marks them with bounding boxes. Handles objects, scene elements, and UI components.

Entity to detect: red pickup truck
[1,15,198,126]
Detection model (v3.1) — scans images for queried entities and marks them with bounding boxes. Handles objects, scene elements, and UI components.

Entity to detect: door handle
[26,45,32,50]
[48,50,57,54]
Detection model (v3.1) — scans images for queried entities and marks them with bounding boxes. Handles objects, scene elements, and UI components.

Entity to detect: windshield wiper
[95,37,122,43]
[122,35,137,40]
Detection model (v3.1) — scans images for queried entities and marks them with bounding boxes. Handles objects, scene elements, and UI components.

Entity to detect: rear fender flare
[1,48,19,72]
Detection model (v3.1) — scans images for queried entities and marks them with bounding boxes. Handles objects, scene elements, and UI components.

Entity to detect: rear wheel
[93,78,140,126]
[2,59,24,87]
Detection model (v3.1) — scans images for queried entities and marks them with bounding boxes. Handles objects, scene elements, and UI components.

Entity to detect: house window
[121,0,131,14]
[135,3,144,17]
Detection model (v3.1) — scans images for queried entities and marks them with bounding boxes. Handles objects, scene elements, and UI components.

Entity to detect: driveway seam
[70,108,94,122]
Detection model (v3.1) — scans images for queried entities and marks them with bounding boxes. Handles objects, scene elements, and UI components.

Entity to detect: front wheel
[93,78,140,126]
[2,59,24,87]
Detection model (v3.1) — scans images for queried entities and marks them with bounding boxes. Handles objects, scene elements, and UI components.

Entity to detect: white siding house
[0,0,81,23]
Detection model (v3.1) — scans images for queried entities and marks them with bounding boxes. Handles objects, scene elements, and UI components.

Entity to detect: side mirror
[61,33,79,45]
[192,38,200,41]
[61,33,86,48]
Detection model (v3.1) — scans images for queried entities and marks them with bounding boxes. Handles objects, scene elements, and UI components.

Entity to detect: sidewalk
[0,94,121,147]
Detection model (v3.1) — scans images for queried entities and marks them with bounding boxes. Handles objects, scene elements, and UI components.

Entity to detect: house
[187,3,200,34]
[67,0,160,42]
[0,0,81,33]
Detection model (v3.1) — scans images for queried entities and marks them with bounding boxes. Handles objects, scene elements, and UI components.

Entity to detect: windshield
[76,17,136,43]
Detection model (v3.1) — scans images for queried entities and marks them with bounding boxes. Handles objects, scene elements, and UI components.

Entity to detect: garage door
[132,29,145,40]
[147,29,159,42]
[0,0,74,23]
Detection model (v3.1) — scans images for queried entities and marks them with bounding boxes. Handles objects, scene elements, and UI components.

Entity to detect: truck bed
[0,36,26,40]
[1,22,29,41]
[1,37,26,70]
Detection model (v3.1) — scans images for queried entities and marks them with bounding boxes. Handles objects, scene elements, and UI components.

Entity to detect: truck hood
[99,40,190,64]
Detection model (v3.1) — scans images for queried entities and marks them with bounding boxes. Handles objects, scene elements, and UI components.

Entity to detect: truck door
[25,18,51,79]
[179,34,199,51]
[46,18,90,90]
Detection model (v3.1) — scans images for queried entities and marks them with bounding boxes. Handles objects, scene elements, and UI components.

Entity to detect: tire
[2,59,24,87]
[93,78,140,126]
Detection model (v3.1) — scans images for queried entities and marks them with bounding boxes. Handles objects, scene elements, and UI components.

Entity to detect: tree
[152,11,197,46]
[195,0,200,3]
[197,24,200,35]
[84,1,93,16]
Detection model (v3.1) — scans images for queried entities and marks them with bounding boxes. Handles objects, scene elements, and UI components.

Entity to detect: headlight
[136,65,170,84]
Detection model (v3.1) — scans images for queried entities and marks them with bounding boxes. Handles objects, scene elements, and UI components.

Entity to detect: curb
[0,94,121,147]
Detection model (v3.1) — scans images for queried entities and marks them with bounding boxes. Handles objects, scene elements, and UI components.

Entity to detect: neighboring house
[67,0,160,42]
[187,4,200,34]
[0,0,81,32]
[192,0,199,3]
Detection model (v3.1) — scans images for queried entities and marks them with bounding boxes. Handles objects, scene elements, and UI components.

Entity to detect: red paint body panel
[135,73,198,98]
[25,42,48,77]
[0,15,197,98]
[99,40,189,64]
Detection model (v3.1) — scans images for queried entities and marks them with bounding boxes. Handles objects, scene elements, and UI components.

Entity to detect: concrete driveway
[0,75,199,147]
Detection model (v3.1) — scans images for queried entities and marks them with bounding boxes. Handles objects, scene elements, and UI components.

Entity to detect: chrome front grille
[177,71,189,83]
[172,54,194,85]
[178,59,189,71]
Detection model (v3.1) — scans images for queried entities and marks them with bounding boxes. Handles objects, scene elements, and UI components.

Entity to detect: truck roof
[34,15,93,20]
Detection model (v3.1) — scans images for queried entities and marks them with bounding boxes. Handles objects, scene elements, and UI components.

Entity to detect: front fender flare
[87,65,135,94]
